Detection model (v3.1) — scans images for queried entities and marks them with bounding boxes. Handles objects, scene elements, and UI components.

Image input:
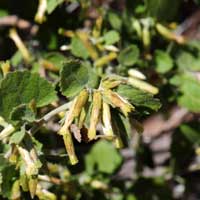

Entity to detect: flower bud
[142,26,151,48]
[36,184,57,200]
[128,77,158,94]
[156,23,185,44]
[11,180,21,200]
[17,146,39,198]
[132,19,142,38]
[128,69,146,80]
[102,102,114,137]
[94,52,117,67]
[34,0,47,24]
[63,129,78,165]
[28,177,38,199]
[101,79,122,89]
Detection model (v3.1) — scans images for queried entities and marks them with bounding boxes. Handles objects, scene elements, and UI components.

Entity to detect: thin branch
[0,15,38,35]
[43,102,71,122]
[29,102,71,135]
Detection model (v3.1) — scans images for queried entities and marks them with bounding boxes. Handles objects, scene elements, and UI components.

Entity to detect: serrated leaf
[155,50,173,73]
[85,140,122,174]
[71,36,89,59]
[47,0,64,14]
[103,30,120,45]
[10,104,36,122]
[118,45,139,66]
[0,71,57,121]
[60,60,92,98]
[116,85,161,111]
[84,61,99,89]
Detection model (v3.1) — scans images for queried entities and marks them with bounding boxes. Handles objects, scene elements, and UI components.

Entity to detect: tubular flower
[88,91,102,140]
[59,89,88,134]
[102,89,134,117]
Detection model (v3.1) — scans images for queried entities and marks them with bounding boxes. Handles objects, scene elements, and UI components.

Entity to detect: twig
[43,102,71,122]
[0,15,38,35]
[38,175,62,185]
[28,102,71,135]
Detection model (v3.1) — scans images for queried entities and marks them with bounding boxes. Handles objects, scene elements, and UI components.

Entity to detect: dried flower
[63,129,78,165]
[102,89,134,116]
[88,91,102,140]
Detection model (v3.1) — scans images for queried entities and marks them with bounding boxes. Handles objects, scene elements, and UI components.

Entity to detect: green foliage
[103,30,120,45]
[9,129,26,145]
[176,51,200,71]
[85,140,122,174]
[145,0,181,20]
[155,50,173,73]
[118,45,140,66]
[117,85,161,111]
[47,0,65,14]
[170,74,200,112]
[0,71,57,121]
[108,12,122,30]
[60,60,90,97]
[71,37,90,59]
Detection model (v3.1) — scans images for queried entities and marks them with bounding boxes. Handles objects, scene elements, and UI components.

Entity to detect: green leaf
[117,85,161,111]
[43,52,67,70]
[71,37,89,59]
[145,0,181,21]
[108,12,122,30]
[47,0,65,14]
[103,30,120,45]
[180,124,200,145]
[0,9,9,17]
[126,194,137,200]
[0,71,57,121]
[176,51,200,71]
[60,60,90,98]
[118,45,139,66]
[9,129,26,145]
[1,165,18,198]
[171,74,200,112]
[179,94,200,112]
[87,68,99,89]
[155,50,173,73]
[85,140,122,174]
[60,60,99,98]
[0,155,9,172]
[10,104,36,122]
[10,51,23,66]
[178,75,200,112]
